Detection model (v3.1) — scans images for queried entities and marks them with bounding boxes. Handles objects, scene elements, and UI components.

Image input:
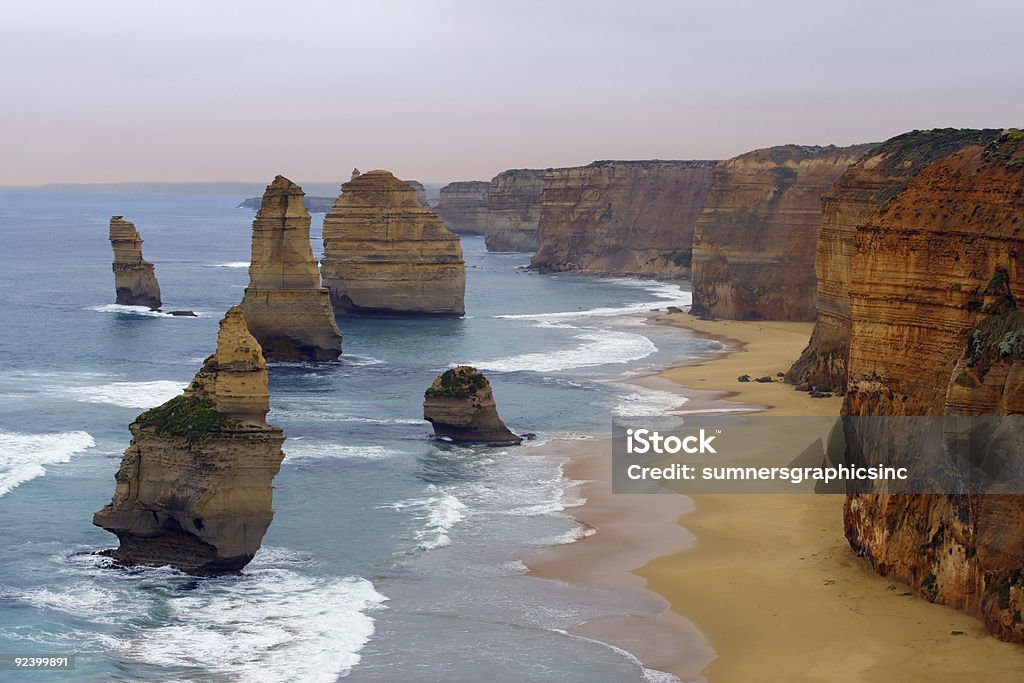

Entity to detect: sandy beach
[535,314,1024,682]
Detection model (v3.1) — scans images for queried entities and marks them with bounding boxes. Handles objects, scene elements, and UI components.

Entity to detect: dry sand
[533,314,1024,682]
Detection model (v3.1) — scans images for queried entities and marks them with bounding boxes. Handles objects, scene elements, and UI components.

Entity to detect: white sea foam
[390,485,467,550]
[472,328,657,373]
[63,380,187,409]
[612,386,689,418]
[496,281,691,323]
[550,629,681,683]
[284,443,404,461]
[210,261,250,268]
[0,430,95,497]
[540,523,597,546]
[87,304,202,318]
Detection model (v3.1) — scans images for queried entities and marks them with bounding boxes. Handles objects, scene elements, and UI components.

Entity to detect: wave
[284,443,405,461]
[495,281,691,324]
[471,328,656,373]
[209,261,250,268]
[86,304,203,318]
[389,485,466,550]
[63,380,186,409]
[550,629,680,683]
[0,430,95,497]
[612,386,689,418]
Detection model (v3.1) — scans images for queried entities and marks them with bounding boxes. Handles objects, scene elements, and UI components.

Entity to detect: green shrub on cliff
[136,393,229,443]
[425,366,488,399]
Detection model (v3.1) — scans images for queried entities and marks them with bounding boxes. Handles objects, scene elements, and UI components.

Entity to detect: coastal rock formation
[405,180,429,207]
[842,132,1024,642]
[788,129,1004,389]
[109,216,162,309]
[239,176,343,361]
[530,160,717,277]
[484,169,548,252]
[423,366,521,445]
[436,181,490,234]
[690,144,872,320]
[321,170,466,316]
[93,306,286,574]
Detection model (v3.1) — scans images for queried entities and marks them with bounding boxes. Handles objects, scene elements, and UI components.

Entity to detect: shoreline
[530,313,1024,682]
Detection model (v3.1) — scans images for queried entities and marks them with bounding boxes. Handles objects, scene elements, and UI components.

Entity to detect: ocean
[0,190,720,682]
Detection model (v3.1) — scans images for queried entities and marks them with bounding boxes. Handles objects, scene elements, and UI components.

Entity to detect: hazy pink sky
[2,0,1021,185]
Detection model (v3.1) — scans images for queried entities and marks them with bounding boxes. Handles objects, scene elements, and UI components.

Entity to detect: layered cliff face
[321,170,466,316]
[842,133,1024,642]
[436,181,490,234]
[484,169,548,252]
[93,306,285,575]
[405,180,428,207]
[109,216,162,309]
[423,366,521,445]
[690,144,873,320]
[239,176,343,362]
[530,160,717,277]
[788,129,1004,389]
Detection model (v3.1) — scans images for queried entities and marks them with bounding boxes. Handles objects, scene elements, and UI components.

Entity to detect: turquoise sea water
[0,190,719,682]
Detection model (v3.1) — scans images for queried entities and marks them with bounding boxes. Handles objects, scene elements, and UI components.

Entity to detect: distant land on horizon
[0,180,448,197]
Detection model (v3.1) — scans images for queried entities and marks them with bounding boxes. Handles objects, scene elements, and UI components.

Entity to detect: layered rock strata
[789,129,1004,389]
[321,170,466,316]
[239,176,343,361]
[436,181,490,234]
[405,180,428,207]
[109,216,162,309]
[531,160,717,277]
[484,169,548,252]
[93,306,285,574]
[690,144,873,320]
[842,132,1024,642]
[423,366,521,445]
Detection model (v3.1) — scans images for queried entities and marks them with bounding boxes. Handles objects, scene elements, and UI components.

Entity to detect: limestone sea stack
[109,216,162,309]
[530,160,718,277]
[689,144,873,320]
[423,366,521,445]
[787,129,1004,390]
[436,181,490,234]
[484,169,548,252]
[321,170,466,316]
[841,131,1024,641]
[93,306,285,574]
[239,176,342,361]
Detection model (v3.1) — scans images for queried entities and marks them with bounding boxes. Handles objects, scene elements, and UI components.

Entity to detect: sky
[1,0,1022,186]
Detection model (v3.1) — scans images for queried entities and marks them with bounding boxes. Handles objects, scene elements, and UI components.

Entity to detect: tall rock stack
[689,144,872,321]
[239,175,342,361]
[93,306,286,575]
[530,160,718,277]
[423,366,521,445]
[484,169,548,252]
[841,132,1024,642]
[109,216,162,309]
[321,170,466,316]
[788,129,1004,390]
[436,181,490,234]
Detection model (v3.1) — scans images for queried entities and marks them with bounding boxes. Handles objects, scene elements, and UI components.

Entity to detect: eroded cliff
[321,170,466,316]
[530,160,718,277]
[93,306,285,574]
[484,169,548,252]
[690,144,872,320]
[842,132,1024,642]
[436,181,490,234]
[109,216,161,309]
[239,176,343,362]
[789,129,1004,389]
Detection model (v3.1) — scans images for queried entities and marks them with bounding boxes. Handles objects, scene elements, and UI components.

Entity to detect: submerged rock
[423,366,521,445]
[93,306,286,575]
[109,216,161,309]
[239,175,343,361]
[321,170,466,316]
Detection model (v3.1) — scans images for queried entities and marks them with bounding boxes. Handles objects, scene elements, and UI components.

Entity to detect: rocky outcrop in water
[436,181,490,234]
[93,306,286,575]
[321,170,466,316]
[239,176,343,361]
[484,169,548,252]
[842,131,1024,642]
[690,144,872,320]
[423,366,521,445]
[530,160,717,277]
[788,129,1004,389]
[109,216,162,309]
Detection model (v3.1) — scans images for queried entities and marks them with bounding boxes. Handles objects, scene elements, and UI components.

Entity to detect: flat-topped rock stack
[321,170,466,316]
[109,216,162,309]
[423,366,521,445]
[239,175,342,361]
[93,306,286,575]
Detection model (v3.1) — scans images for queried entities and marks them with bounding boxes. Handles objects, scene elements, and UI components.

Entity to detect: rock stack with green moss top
[93,306,285,574]
[423,366,521,445]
